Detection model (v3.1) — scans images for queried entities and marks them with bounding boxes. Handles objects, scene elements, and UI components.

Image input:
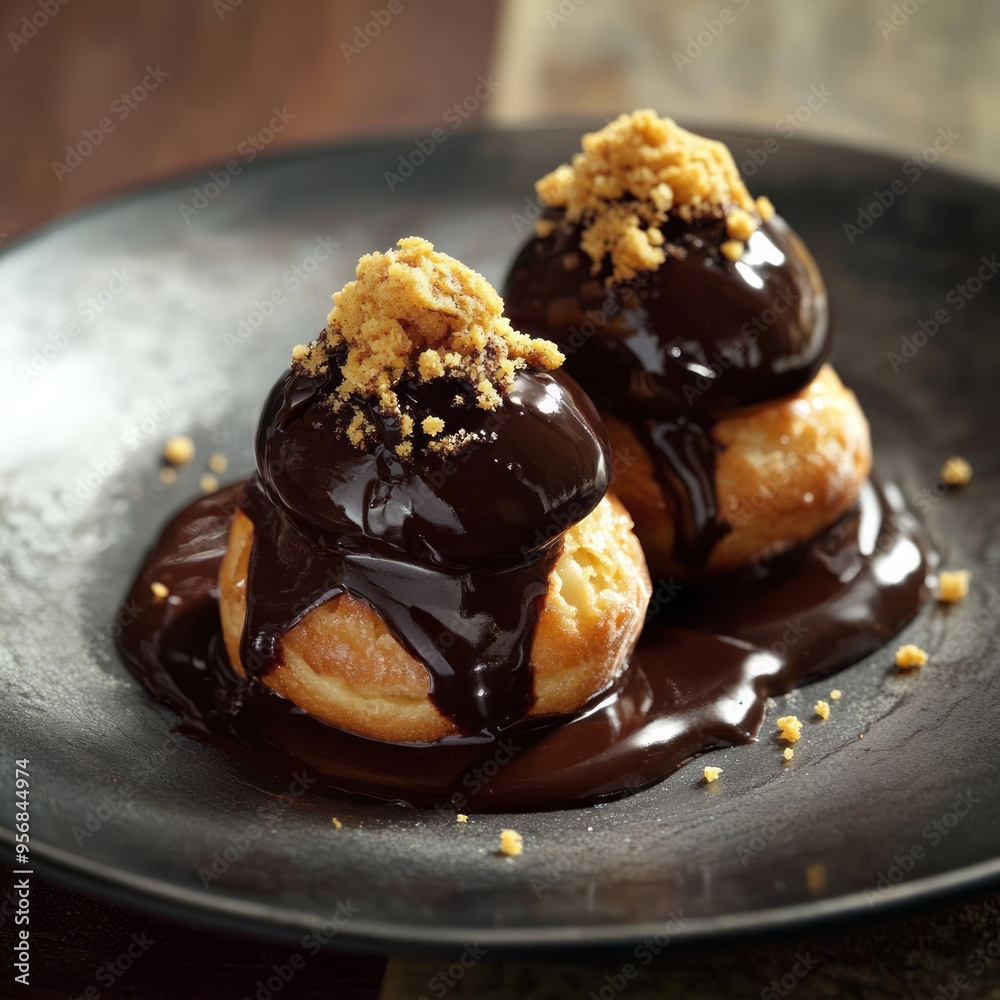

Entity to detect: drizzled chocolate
[238,357,611,735]
[503,213,829,565]
[118,477,929,811]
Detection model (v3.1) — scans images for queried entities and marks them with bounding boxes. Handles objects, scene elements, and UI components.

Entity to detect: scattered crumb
[830,689,842,700]
[164,435,195,466]
[776,716,803,743]
[456,814,468,824]
[150,581,169,602]
[158,467,178,486]
[331,817,342,829]
[535,110,761,283]
[783,747,795,762]
[805,863,827,895]
[499,829,523,857]
[895,644,928,669]
[859,733,864,740]
[720,239,745,262]
[815,700,830,720]
[937,570,970,604]
[199,473,219,493]
[208,452,229,475]
[940,456,972,486]
[292,238,563,453]
[756,195,775,221]
[703,766,723,783]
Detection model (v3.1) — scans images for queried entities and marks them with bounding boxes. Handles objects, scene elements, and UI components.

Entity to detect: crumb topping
[331,817,342,829]
[293,238,563,455]
[456,814,468,824]
[703,765,722,783]
[940,456,972,486]
[815,700,830,720]
[199,472,219,494]
[938,570,970,604]
[535,110,765,282]
[895,643,928,669]
[499,829,523,857]
[783,747,795,761]
[830,689,842,700]
[777,715,803,743]
[150,581,169,602]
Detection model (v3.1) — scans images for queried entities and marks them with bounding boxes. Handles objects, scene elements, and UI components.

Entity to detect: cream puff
[503,110,871,579]
[218,237,651,742]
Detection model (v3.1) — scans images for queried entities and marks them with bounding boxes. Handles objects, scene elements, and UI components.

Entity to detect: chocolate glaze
[502,214,829,565]
[118,477,928,812]
[239,361,611,735]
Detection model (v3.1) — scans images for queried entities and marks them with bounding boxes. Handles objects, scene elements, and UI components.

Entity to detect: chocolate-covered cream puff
[219,237,651,742]
[503,110,871,578]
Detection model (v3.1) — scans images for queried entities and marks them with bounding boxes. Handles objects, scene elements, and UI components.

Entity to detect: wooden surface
[0,0,502,239]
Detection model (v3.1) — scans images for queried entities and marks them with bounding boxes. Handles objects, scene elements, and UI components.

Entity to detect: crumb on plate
[499,829,523,857]
[164,435,195,466]
[776,715,803,743]
[940,456,972,486]
[937,570,970,604]
[895,644,928,669]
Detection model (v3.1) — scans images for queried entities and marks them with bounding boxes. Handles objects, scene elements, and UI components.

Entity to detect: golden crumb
[703,765,723,783]
[777,715,803,743]
[938,570,970,604]
[535,218,556,238]
[720,239,745,262]
[815,700,830,720]
[940,456,972,486]
[331,817,342,829]
[158,467,177,486]
[830,689,842,700]
[293,238,563,446]
[208,453,228,475]
[395,441,413,458]
[456,814,468,824]
[150,581,169,602]
[199,473,219,494]
[726,208,757,241]
[422,415,445,437]
[806,862,827,895]
[499,829,523,857]
[164,435,195,466]
[895,644,928,669]
[756,195,775,221]
[536,110,760,282]
[783,747,795,762]
[291,344,309,361]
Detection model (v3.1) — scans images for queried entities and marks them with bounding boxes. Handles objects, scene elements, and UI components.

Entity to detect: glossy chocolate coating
[237,360,611,735]
[502,214,830,565]
[117,477,928,811]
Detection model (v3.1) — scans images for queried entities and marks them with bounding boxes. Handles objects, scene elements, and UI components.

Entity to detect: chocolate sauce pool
[118,477,928,811]
[503,214,829,566]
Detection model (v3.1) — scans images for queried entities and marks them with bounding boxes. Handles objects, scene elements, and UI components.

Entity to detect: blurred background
[2,0,998,241]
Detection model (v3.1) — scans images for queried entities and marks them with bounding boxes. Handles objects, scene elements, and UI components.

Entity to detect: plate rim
[5,830,999,952]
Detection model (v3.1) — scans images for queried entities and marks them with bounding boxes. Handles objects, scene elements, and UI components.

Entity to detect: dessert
[119,128,931,812]
[503,110,871,578]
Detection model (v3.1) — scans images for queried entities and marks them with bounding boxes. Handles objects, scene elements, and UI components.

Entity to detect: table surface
[7,874,1000,998]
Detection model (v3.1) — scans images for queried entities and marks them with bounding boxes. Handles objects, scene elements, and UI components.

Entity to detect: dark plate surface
[1,127,998,952]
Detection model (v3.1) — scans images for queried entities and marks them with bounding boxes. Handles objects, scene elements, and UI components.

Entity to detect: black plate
[1,127,998,952]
